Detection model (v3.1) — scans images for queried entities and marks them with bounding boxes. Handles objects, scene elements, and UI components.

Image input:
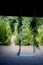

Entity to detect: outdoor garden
[0,16,43,47]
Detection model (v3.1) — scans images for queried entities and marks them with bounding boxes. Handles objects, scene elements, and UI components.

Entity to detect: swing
[17,31,35,56]
[17,17,36,56]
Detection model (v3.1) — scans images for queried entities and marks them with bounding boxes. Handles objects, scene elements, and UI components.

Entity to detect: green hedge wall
[0,20,11,45]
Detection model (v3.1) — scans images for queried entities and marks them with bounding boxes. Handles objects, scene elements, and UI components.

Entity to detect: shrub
[0,20,11,45]
[36,27,43,46]
[22,27,33,46]
[14,23,20,45]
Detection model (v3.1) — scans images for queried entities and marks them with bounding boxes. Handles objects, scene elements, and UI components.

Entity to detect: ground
[0,35,43,65]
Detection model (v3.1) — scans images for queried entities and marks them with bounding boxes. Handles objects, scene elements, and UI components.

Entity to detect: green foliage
[22,17,33,46]
[22,26,32,45]
[0,16,43,46]
[36,26,43,45]
[14,23,20,45]
[14,17,43,46]
[0,18,11,45]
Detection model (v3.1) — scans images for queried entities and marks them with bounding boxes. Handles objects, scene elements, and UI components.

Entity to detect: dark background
[0,1,43,17]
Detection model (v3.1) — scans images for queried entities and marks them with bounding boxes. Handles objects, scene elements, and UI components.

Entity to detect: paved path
[0,35,43,65]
